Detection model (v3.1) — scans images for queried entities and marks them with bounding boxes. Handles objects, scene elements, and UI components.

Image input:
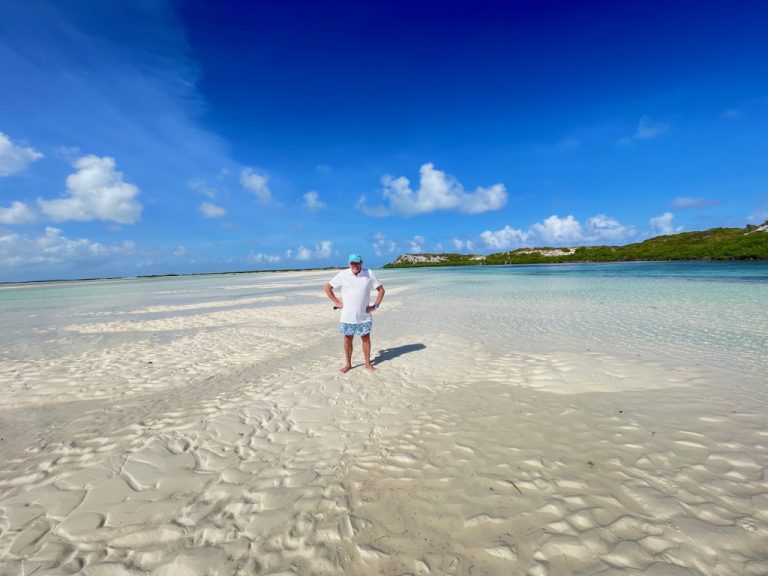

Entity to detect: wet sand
[1,270,766,575]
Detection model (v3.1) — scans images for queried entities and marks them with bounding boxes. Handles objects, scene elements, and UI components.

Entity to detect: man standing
[325,253,385,372]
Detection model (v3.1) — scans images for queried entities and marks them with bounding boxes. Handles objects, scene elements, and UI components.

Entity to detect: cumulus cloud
[372,232,398,256]
[650,212,683,235]
[247,252,281,264]
[480,213,636,250]
[38,155,141,223]
[361,163,507,217]
[0,132,44,176]
[199,202,226,218]
[584,214,636,242]
[316,240,332,258]
[480,226,530,250]
[0,201,37,225]
[295,240,333,260]
[529,214,584,244]
[671,196,719,209]
[452,237,474,252]
[240,168,272,204]
[0,227,134,267]
[302,191,325,212]
[409,235,426,253]
[296,246,312,260]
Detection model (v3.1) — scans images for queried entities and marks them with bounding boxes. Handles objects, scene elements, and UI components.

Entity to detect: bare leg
[362,333,375,371]
[341,335,353,373]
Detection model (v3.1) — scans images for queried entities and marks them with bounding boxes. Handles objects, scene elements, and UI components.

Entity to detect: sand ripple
[1,271,766,575]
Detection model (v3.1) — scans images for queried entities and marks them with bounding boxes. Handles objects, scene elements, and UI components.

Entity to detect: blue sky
[1,0,767,281]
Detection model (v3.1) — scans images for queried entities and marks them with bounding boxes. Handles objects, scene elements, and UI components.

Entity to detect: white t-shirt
[329,268,382,324]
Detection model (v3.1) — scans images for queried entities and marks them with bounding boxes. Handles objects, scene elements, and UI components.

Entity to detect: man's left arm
[367,284,385,312]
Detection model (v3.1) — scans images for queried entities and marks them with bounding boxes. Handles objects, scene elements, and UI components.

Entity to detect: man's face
[349,260,362,274]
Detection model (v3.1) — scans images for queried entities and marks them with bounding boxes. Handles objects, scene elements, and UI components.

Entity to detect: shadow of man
[371,343,426,366]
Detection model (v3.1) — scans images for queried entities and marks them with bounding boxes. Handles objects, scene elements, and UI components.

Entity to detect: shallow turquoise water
[382,262,768,381]
[1,262,766,380]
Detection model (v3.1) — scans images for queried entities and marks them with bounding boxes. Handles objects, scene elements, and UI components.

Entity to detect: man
[325,253,385,372]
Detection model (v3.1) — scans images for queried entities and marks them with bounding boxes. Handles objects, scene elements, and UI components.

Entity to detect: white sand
[0,269,766,575]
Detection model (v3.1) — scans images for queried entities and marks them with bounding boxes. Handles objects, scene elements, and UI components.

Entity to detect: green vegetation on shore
[384,223,768,268]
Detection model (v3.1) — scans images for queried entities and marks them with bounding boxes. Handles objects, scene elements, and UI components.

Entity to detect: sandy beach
[1,267,767,575]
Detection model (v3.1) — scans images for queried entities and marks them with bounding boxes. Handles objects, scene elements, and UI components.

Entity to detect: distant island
[384,222,768,268]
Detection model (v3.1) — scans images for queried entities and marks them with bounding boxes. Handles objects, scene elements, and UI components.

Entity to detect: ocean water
[382,261,768,381]
[1,262,766,380]
[0,273,325,360]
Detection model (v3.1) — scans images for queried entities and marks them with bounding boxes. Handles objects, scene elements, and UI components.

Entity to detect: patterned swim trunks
[339,322,372,336]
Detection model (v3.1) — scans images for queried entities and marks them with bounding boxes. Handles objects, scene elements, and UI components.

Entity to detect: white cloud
[240,168,272,204]
[481,213,635,250]
[173,246,187,256]
[671,196,719,209]
[302,191,325,212]
[409,235,426,253]
[295,240,333,260]
[0,201,37,225]
[650,212,682,235]
[199,202,226,218]
[356,195,391,217]
[247,252,281,264]
[296,246,312,260]
[452,237,475,252]
[372,232,398,256]
[722,109,742,119]
[316,240,332,258]
[38,155,141,223]
[189,178,218,198]
[529,214,584,244]
[585,214,635,242]
[316,164,332,174]
[480,226,530,250]
[362,163,507,216]
[0,132,44,176]
[0,227,134,267]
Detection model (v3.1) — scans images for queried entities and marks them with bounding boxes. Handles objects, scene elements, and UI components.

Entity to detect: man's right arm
[324,283,342,308]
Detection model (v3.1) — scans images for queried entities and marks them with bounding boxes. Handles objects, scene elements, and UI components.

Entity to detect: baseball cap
[348,253,363,263]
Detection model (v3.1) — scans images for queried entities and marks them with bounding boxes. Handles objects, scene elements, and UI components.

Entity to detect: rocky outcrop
[391,254,451,265]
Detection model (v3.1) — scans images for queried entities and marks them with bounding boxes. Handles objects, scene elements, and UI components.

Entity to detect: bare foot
[364,363,376,372]
[340,365,352,373]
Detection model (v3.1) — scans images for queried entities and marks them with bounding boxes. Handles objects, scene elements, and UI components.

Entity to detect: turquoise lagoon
[1,261,766,382]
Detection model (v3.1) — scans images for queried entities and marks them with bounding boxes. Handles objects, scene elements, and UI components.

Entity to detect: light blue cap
[348,253,363,263]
